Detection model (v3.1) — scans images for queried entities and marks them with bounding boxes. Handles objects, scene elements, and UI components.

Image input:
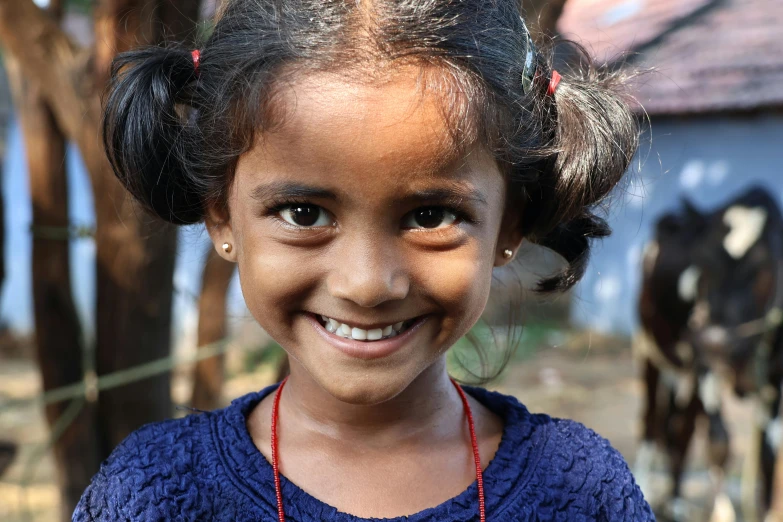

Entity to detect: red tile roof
[558,0,783,115]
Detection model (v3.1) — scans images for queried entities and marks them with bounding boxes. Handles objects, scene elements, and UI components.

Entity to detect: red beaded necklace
[270,377,486,522]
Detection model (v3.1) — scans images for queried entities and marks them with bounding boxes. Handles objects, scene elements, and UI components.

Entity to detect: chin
[311,365,423,406]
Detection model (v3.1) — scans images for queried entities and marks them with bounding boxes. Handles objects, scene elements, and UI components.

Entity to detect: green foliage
[65,0,93,14]
[447,319,563,383]
[197,20,215,42]
[242,339,286,374]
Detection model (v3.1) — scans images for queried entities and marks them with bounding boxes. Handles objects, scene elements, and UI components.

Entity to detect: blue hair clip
[520,19,537,94]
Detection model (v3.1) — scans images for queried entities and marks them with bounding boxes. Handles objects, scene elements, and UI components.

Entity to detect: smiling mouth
[313,314,418,342]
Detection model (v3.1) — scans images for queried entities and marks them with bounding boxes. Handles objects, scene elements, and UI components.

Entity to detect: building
[557,0,783,333]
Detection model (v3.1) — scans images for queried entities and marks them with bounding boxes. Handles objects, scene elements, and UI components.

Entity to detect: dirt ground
[0,332,762,521]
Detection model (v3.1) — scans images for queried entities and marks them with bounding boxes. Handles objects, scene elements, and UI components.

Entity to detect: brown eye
[403,207,458,229]
[279,205,332,227]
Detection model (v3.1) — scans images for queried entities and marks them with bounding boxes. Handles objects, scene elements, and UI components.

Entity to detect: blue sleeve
[72,467,119,522]
[72,428,147,522]
[593,433,655,521]
[545,418,655,522]
[71,418,205,522]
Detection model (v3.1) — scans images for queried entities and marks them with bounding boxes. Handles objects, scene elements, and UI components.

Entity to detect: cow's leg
[0,440,16,478]
[667,378,699,495]
[707,412,736,522]
[664,379,700,521]
[644,355,662,441]
[694,371,738,522]
[707,411,730,471]
[635,356,663,502]
[761,381,782,515]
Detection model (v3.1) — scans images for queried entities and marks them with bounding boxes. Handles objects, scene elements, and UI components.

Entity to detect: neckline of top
[212,382,536,521]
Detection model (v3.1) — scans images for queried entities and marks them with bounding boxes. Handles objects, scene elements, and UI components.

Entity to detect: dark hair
[103,0,639,293]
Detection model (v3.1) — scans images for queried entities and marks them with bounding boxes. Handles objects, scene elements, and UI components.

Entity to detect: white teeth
[317,315,412,342]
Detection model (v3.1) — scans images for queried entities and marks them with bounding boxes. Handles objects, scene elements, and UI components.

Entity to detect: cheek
[239,253,309,304]
[228,194,313,327]
[415,244,495,339]
[234,230,321,336]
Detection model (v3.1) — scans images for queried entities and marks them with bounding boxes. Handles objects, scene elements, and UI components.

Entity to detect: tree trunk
[0,0,202,469]
[7,55,99,519]
[5,2,99,516]
[191,246,235,410]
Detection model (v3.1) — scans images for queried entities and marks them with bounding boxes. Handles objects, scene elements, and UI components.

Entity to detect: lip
[305,313,429,360]
[310,314,410,331]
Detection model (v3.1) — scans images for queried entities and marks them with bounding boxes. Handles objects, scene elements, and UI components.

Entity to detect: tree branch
[523,0,569,38]
[93,0,202,85]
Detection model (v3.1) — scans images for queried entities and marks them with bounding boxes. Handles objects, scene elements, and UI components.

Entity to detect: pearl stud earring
[222,242,232,254]
[503,249,513,259]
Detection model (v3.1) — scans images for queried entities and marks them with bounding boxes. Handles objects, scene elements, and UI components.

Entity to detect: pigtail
[535,215,611,292]
[102,45,204,225]
[521,44,640,292]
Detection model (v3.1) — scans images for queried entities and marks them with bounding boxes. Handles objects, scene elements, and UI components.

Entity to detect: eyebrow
[402,187,489,206]
[249,181,488,206]
[250,181,338,203]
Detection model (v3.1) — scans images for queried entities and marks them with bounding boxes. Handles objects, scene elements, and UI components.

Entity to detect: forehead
[236,66,495,193]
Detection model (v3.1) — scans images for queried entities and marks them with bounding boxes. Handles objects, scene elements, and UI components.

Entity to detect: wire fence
[0,336,230,413]
[0,332,245,521]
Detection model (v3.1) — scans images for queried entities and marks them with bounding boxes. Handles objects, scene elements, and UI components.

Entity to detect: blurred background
[0,0,781,521]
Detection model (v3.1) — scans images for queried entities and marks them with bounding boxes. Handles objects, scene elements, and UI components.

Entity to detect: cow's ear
[681,196,702,220]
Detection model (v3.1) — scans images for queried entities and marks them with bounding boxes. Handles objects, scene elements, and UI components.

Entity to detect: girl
[75,0,651,520]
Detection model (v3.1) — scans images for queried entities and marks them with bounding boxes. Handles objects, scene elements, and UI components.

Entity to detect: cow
[634,198,724,521]
[687,186,783,521]
[635,186,783,522]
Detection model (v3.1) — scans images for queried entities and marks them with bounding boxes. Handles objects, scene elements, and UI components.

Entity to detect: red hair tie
[191,50,201,75]
[548,70,562,96]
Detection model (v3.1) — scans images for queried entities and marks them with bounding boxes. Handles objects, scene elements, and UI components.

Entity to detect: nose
[326,234,410,308]
[696,325,730,354]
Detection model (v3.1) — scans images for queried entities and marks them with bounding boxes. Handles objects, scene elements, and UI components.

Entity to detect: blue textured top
[73,384,654,521]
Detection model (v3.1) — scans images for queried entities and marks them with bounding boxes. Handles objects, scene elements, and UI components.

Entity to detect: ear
[681,196,702,220]
[205,203,237,263]
[494,195,525,267]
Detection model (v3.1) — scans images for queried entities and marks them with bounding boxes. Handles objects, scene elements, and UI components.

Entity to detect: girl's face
[209,67,521,405]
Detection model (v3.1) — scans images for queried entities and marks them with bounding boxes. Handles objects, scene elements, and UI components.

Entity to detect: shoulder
[72,410,219,522]
[466,388,653,520]
[529,415,655,521]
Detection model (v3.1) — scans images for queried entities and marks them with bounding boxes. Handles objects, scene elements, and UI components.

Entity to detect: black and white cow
[688,186,783,520]
[635,186,783,521]
[634,199,728,521]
